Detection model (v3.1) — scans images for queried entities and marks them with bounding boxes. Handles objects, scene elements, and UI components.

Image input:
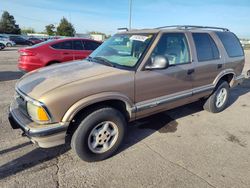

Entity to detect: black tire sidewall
[71,107,126,162]
[212,81,230,112]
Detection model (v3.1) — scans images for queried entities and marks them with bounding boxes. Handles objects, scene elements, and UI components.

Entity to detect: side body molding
[62,92,135,122]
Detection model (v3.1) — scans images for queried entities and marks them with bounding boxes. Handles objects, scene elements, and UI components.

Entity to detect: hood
[17,60,117,99]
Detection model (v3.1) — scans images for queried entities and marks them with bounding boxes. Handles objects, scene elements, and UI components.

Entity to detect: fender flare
[62,92,135,122]
[213,69,236,87]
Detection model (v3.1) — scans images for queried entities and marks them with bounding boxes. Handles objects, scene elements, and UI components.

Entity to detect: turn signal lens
[27,102,50,123]
[37,106,49,121]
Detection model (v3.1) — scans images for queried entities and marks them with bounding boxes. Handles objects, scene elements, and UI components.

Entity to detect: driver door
[135,33,194,118]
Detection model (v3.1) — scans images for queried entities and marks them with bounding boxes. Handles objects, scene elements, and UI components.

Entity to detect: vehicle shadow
[0,71,24,82]
[0,144,70,180]
[228,78,250,107]
[120,101,204,153]
[0,142,31,155]
[0,48,18,51]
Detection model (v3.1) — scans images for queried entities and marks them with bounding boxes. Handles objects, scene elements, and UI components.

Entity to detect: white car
[0,38,16,47]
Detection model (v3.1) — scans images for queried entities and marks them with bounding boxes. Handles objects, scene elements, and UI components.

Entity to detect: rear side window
[51,41,73,50]
[73,40,84,50]
[192,33,220,62]
[84,41,101,50]
[216,32,244,57]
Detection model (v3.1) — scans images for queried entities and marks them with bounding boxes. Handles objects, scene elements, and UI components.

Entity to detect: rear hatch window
[216,32,244,57]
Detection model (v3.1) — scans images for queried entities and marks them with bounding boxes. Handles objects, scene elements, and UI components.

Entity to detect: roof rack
[155,25,230,32]
[117,27,129,31]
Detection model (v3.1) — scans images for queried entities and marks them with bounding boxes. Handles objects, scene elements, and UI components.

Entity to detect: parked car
[0,42,5,50]
[28,37,44,45]
[9,25,245,162]
[0,38,16,47]
[18,38,102,72]
[9,36,33,46]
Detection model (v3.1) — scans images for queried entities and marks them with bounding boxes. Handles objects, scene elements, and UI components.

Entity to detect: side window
[192,33,220,62]
[84,41,101,50]
[51,41,72,50]
[51,42,61,49]
[73,40,84,50]
[151,33,190,65]
[216,32,244,57]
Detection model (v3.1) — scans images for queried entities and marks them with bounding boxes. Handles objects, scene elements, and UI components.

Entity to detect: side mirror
[145,55,169,70]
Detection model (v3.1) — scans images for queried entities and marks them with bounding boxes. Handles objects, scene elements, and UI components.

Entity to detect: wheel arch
[46,60,60,66]
[213,69,235,87]
[64,94,135,136]
[62,93,135,123]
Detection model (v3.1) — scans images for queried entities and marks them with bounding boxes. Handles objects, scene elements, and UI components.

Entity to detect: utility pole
[129,0,132,30]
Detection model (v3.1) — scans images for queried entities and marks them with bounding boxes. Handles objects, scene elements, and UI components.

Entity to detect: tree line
[0,11,76,36]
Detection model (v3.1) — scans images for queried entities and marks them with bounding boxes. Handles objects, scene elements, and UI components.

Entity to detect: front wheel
[71,107,127,162]
[203,81,230,113]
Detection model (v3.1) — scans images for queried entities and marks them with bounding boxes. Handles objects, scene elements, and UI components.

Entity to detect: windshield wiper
[86,56,93,62]
[92,56,115,67]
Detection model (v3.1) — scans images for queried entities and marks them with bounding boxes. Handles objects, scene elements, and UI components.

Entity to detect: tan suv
[9,25,245,161]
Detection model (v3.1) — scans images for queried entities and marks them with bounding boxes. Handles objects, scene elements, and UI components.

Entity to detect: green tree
[21,27,35,34]
[56,17,75,36]
[45,24,55,36]
[0,11,21,34]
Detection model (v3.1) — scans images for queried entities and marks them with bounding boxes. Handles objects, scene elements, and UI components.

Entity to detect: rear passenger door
[191,33,223,89]
[51,41,74,62]
[83,40,101,55]
[72,40,88,60]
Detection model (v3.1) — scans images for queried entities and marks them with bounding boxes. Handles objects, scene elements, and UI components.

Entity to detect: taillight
[19,50,36,56]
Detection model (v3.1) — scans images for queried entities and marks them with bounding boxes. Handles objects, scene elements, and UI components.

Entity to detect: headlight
[27,101,51,123]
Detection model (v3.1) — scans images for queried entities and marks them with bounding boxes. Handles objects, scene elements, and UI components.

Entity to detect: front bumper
[9,103,69,148]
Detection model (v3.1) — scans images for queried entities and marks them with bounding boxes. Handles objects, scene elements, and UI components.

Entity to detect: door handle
[187,69,195,75]
[217,64,222,69]
[63,52,69,55]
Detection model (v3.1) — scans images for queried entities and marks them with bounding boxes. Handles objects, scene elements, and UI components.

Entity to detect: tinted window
[193,33,220,62]
[216,32,244,57]
[84,41,101,50]
[73,40,84,50]
[51,41,72,50]
[151,33,190,65]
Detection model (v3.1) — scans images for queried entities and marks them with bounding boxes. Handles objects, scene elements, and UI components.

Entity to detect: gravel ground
[0,47,250,188]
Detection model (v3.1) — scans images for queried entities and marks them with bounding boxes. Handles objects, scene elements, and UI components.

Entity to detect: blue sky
[1,0,250,38]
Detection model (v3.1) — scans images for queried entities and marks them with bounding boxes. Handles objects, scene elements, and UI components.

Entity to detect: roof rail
[155,25,230,32]
[117,27,129,31]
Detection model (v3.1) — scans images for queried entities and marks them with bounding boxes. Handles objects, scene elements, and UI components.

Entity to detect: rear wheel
[203,81,230,113]
[6,43,12,47]
[71,107,127,162]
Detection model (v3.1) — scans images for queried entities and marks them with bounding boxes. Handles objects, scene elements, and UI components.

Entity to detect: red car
[18,38,102,72]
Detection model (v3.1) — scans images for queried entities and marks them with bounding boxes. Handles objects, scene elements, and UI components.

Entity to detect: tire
[203,81,230,113]
[0,45,5,50]
[71,107,127,162]
[6,43,12,47]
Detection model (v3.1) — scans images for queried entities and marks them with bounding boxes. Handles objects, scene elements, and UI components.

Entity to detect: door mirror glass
[145,55,169,70]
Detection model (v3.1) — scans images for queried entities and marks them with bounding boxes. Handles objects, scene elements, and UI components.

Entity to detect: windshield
[89,33,154,68]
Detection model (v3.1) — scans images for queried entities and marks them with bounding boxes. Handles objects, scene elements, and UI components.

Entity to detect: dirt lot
[0,47,250,188]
